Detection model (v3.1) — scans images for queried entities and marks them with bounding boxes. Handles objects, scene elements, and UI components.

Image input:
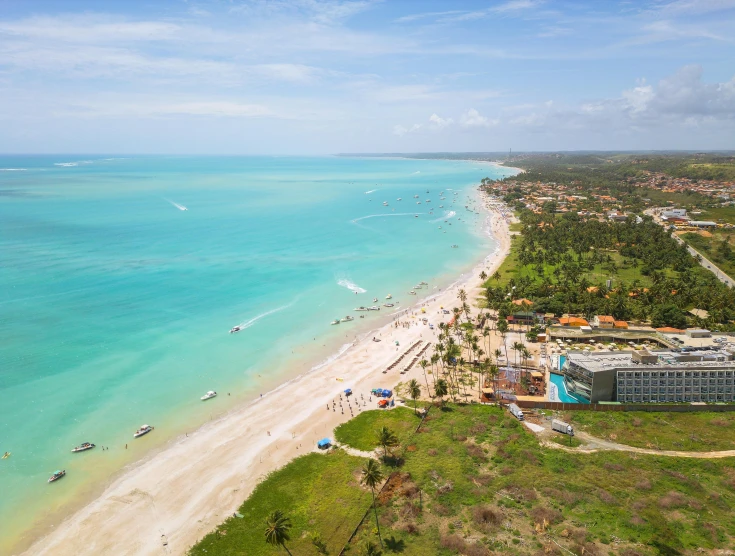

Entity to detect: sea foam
[0,168,27,171]
[337,278,366,294]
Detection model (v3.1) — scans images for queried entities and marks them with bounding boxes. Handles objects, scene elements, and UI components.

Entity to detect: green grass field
[334,406,421,452]
[188,450,371,556]
[567,411,735,452]
[192,404,735,555]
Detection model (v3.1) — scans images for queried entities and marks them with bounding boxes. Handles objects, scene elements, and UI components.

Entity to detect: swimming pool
[548,372,588,404]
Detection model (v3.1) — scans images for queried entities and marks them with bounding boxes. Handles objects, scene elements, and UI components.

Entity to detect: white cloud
[428,113,453,129]
[59,100,275,119]
[460,108,498,128]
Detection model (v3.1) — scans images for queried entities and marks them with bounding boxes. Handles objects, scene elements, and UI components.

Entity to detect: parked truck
[508,403,524,421]
[552,419,574,436]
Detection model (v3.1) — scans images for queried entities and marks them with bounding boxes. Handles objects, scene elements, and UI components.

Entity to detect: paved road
[646,208,735,287]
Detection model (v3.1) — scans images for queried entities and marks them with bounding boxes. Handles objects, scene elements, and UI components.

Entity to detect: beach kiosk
[317,438,331,450]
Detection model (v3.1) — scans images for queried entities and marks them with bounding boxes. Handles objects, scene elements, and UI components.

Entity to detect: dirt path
[543,431,735,459]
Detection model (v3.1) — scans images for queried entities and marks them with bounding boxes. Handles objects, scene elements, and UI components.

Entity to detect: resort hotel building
[562,349,735,403]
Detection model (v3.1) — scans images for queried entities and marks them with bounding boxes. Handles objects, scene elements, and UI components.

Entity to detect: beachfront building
[592,315,615,329]
[562,349,735,403]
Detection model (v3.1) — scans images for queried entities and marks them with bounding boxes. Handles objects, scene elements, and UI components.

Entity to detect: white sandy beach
[23,191,512,556]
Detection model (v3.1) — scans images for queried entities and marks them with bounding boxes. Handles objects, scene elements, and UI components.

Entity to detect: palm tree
[418,359,431,396]
[361,459,385,548]
[375,426,398,460]
[264,510,293,555]
[407,379,421,415]
[435,378,449,407]
[363,540,382,556]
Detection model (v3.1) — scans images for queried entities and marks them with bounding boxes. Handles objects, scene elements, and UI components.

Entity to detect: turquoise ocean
[0,155,516,550]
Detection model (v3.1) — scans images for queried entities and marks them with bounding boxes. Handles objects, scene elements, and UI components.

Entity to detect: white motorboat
[373,297,378,303]
[340,315,354,322]
[426,199,431,202]
[330,319,340,325]
[368,306,381,311]
[134,425,154,438]
[201,391,217,401]
[408,290,416,295]
[397,198,402,201]
[438,226,442,229]
[71,442,95,453]
[48,470,66,483]
[451,245,459,248]
[414,215,419,218]
[420,281,428,285]
[230,325,242,334]
[439,205,444,208]
[354,306,369,311]
[413,195,419,198]
[383,201,389,206]
[416,201,421,204]
[385,294,392,299]
[384,303,395,308]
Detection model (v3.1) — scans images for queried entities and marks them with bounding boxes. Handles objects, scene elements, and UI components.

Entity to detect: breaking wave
[0,168,27,171]
[364,189,378,194]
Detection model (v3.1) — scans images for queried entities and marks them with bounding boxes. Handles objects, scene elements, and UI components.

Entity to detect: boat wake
[164,198,188,211]
[337,278,367,294]
[351,213,420,223]
[234,302,294,331]
[0,168,27,171]
[364,189,378,194]
[412,171,421,174]
[54,160,94,167]
[432,210,456,222]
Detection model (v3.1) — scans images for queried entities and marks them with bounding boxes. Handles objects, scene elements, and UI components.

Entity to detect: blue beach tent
[317,438,331,449]
[344,388,352,396]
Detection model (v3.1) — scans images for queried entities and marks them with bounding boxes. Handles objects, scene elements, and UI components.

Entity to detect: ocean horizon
[0,155,516,550]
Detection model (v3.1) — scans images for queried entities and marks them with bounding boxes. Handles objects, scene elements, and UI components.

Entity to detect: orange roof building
[656,327,684,334]
[614,320,628,329]
[559,317,589,327]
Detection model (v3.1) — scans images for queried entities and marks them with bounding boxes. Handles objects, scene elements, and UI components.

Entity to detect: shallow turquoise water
[0,155,516,545]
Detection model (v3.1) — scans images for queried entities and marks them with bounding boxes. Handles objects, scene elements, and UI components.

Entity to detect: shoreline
[20,188,512,556]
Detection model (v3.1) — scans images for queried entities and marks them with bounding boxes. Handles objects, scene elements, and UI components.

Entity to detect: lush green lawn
[567,411,735,451]
[188,450,371,556]
[334,406,421,452]
[488,236,663,290]
[192,404,735,555]
[697,206,735,225]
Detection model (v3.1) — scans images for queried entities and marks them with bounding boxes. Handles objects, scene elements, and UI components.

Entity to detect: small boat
[384,303,394,308]
[230,325,242,334]
[397,198,402,201]
[3,452,11,459]
[354,306,369,311]
[201,391,217,401]
[48,470,66,483]
[426,199,431,202]
[330,319,340,325]
[414,285,422,289]
[368,306,381,311]
[340,316,354,322]
[71,442,95,453]
[134,425,154,438]
[413,195,419,198]
[383,202,389,206]
[408,290,416,295]
[451,245,459,248]
[416,201,421,205]
[439,205,444,208]
[438,226,442,229]
[414,215,418,218]
[420,281,428,285]
[372,297,378,303]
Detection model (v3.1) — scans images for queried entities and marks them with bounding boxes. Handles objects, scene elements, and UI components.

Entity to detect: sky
[1,0,734,154]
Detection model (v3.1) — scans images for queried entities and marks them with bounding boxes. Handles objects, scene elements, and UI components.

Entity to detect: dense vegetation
[191,404,735,555]
[482,208,735,329]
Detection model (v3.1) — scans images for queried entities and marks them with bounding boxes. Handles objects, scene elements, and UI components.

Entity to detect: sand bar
[23,190,511,556]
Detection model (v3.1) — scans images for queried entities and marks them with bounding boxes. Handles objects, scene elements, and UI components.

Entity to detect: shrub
[658,491,687,509]
[635,478,652,490]
[440,534,466,552]
[471,505,503,527]
[531,506,563,525]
